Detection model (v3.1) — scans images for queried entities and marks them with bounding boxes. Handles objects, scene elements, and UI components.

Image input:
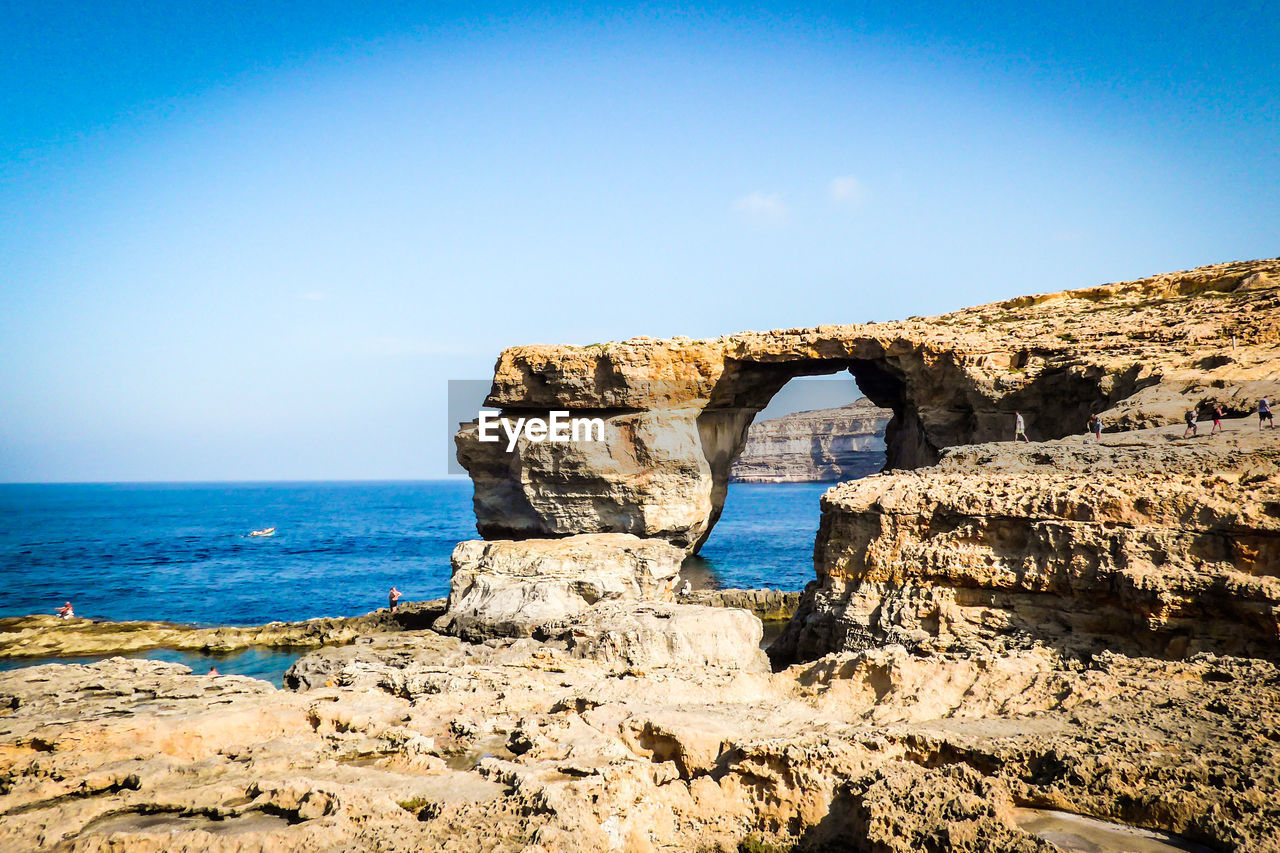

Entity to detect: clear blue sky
[2,1,1277,481]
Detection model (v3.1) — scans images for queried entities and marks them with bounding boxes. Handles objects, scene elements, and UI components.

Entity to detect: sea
[0,480,828,684]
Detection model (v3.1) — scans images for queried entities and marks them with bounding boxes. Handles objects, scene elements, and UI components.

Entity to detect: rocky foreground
[2,596,1275,852]
[3,421,1277,851]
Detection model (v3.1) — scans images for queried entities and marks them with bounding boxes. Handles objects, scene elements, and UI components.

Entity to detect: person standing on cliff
[1014,411,1029,442]
[1262,398,1275,430]
[388,586,402,614]
[1183,407,1198,438]
[1087,413,1103,443]
[1211,404,1225,435]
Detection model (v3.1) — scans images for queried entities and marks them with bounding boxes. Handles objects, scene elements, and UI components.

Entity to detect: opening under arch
[688,374,890,592]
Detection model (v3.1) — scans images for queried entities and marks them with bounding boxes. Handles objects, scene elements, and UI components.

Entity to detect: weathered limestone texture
[433,533,683,642]
[731,398,890,482]
[771,420,1280,667]
[458,258,1280,551]
[4,630,1278,851]
[544,601,769,673]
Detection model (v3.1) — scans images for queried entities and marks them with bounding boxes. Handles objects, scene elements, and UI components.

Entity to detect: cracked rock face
[545,601,769,673]
[4,624,1277,852]
[433,534,685,642]
[457,258,1280,551]
[770,420,1280,668]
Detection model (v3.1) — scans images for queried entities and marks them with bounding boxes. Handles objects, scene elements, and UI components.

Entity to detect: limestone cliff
[730,398,890,482]
[457,258,1280,551]
[770,419,1280,667]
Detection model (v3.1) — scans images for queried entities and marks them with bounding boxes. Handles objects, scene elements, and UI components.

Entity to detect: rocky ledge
[0,586,788,664]
[432,534,684,642]
[0,602,446,660]
[686,588,801,622]
[771,418,1280,668]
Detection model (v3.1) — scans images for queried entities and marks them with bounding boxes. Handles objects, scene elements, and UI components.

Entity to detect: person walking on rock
[1014,411,1029,442]
[1183,408,1198,438]
[1262,398,1275,430]
[1211,404,1225,435]
[1087,413,1103,443]
[388,586,402,614]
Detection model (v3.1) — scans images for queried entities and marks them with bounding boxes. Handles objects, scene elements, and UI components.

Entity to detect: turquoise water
[0,646,303,688]
[0,480,831,681]
[695,481,828,590]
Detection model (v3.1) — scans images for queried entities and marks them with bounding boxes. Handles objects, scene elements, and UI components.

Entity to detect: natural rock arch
[460,336,1132,553]
[455,259,1279,553]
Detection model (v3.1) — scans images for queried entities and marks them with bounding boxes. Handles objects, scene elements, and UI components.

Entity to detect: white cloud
[828,175,865,204]
[732,191,788,225]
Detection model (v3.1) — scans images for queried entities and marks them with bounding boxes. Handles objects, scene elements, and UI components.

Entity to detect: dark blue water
[0,480,826,626]
[0,481,477,626]
[696,482,827,590]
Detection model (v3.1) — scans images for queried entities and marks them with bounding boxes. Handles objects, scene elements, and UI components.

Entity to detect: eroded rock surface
[772,420,1280,667]
[686,588,801,622]
[544,601,769,673]
[3,626,1277,851]
[433,534,683,642]
[458,258,1280,551]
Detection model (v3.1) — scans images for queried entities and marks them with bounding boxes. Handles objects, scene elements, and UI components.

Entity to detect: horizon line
[0,476,471,487]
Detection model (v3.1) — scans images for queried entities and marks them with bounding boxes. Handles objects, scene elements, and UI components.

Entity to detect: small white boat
[248,527,276,537]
